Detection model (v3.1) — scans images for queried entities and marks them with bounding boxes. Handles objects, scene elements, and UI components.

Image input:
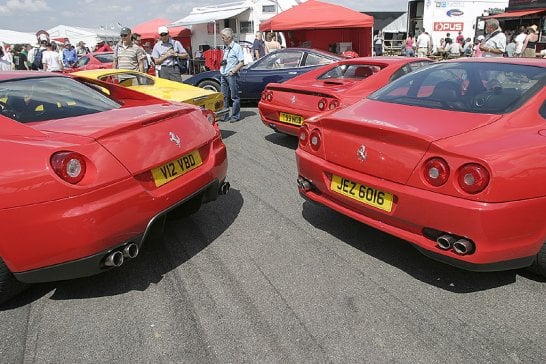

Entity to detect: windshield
[369,62,546,114]
[0,76,121,123]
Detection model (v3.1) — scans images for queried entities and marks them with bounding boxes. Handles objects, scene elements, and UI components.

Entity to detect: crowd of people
[374,19,544,59]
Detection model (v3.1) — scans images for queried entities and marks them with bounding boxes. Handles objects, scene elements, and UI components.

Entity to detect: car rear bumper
[2,138,228,279]
[13,179,225,283]
[296,149,544,272]
[258,103,312,136]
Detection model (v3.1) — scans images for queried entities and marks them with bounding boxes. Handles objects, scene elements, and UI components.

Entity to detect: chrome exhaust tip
[122,243,139,259]
[297,177,312,192]
[104,251,124,267]
[436,234,457,250]
[219,181,230,195]
[453,239,475,255]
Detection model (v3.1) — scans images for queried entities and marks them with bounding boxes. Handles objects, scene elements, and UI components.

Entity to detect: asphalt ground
[1,106,545,363]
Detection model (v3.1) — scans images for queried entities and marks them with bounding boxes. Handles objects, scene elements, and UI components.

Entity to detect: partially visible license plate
[151,150,202,187]
[279,112,304,126]
[330,174,394,212]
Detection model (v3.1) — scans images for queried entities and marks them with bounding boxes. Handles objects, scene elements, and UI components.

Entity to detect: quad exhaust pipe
[104,242,140,267]
[297,177,312,191]
[435,234,475,255]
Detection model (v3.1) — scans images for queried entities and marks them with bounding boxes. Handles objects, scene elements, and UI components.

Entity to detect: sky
[0,0,408,33]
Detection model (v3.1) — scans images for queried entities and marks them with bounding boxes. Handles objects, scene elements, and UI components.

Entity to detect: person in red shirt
[456,31,464,45]
[94,38,112,52]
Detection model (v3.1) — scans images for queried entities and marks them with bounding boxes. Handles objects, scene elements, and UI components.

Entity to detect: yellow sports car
[73,69,227,120]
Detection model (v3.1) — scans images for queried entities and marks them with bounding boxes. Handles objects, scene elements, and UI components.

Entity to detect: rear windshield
[319,64,383,80]
[369,62,546,114]
[0,76,120,123]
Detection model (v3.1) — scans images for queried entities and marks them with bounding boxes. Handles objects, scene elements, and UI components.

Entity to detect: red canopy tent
[259,0,374,57]
[132,18,192,51]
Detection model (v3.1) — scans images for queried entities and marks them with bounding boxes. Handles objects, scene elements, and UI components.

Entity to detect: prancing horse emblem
[169,132,181,148]
[291,95,296,104]
[357,145,367,162]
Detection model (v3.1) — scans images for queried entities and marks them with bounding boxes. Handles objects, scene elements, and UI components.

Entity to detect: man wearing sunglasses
[151,26,188,82]
[113,27,145,72]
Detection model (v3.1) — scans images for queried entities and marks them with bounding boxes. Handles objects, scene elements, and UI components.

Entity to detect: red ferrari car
[297,58,546,276]
[259,57,432,136]
[64,52,155,75]
[0,71,229,302]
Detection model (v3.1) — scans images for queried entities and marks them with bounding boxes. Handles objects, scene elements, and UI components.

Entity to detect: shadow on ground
[2,189,244,308]
[301,201,544,293]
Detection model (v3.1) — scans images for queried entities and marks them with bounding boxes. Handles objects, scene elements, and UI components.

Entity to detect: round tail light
[423,157,449,187]
[458,164,490,194]
[309,129,321,151]
[201,108,216,125]
[298,126,309,146]
[266,91,273,101]
[328,99,340,110]
[51,151,86,184]
[317,98,327,111]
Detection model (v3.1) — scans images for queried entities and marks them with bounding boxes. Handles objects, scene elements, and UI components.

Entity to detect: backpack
[31,48,43,70]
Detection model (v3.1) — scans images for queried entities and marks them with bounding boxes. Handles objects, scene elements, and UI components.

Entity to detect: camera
[220,59,227,66]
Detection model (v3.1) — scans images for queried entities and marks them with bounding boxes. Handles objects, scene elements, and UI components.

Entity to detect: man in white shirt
[42,42,64,72]
[514,26,527,57]
[416,30,431,57]
[480,19,506,57]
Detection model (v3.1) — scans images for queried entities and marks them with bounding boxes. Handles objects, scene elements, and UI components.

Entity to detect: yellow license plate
[330,174,394,212]
[279,112,304,126]
[151,150,202,187]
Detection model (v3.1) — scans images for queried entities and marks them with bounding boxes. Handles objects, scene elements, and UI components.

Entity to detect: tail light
[262,90,273,102]
[298,125,309,146]
[328,99,340,110]
[457,163,489,194]
[214,99,224,111]
[309,129,321,151]
[201,108,216,125]
[51,151,86,184]
[317,98,327,111]
[423,157,449,187]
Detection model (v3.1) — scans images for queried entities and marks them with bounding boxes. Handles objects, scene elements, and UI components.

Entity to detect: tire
[198,80,221,93]
[0,257,27,304]
[529,243,546,277]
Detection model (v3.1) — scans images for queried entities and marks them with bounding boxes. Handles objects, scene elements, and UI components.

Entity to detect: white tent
[0,29,37,45]
[382,13,407,33]
[47,25,119,49]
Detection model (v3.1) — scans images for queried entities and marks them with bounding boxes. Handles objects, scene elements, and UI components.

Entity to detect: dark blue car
[183,48,342,101]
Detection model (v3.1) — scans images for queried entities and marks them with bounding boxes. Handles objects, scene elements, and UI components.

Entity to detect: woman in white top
[0,45,14,71]
[42,42,64,72]
[264,32,281,54]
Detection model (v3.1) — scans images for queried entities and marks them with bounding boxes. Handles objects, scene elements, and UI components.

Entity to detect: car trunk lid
[33,104,215,174]
[320,99,501,184]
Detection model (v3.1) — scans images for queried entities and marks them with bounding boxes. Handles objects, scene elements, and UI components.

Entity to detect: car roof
[444,57,546,67]
[333,56,431,66]
[0,71,67,81]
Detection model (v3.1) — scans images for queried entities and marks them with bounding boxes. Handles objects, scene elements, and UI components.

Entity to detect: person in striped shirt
[113,27,145,73]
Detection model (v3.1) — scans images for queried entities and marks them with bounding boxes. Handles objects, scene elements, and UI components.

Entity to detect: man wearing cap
[62,42,77,68]
[76,41,89,58]
[151,26,188,82]
[113,27,145,72]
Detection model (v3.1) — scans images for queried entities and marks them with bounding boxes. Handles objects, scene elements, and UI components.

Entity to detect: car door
[238,50,305,100]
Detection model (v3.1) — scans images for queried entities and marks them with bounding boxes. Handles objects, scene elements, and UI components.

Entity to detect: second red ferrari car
[297,58,546,276]
[259,56,431,136]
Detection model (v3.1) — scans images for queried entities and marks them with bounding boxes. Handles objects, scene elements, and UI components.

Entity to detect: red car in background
[65,52,155,75]
[259,57,432,136]
[297,58,546,276]
[0,72,229,303]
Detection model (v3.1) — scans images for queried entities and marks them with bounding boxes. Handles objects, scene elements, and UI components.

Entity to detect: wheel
[198,80,221,93]
[529,243,546,277]
[0,257,27,304]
